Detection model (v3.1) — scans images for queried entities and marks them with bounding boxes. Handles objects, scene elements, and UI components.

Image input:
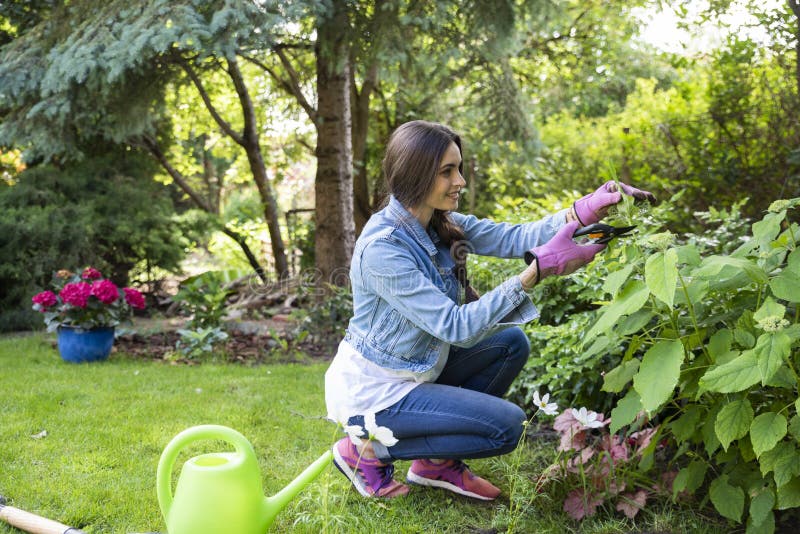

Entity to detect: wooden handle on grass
[0,502,85,534]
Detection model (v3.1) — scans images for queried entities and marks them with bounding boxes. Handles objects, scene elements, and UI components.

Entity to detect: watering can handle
[156,425,255,519]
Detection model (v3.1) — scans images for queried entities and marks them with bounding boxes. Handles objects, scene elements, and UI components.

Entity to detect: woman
[325,120,654,500]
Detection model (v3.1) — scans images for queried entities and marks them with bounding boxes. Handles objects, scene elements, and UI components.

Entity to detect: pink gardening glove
[573,180,657,226]
[524,221,606,280]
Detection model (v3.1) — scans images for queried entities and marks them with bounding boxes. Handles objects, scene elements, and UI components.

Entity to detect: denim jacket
[343,196,567,372]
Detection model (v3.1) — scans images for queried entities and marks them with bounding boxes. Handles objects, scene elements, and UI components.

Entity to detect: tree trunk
[137,135,269,282]
[315,1,355,290]
[791,0,800,98]
[226,57,290,280]
[352,62,377,236]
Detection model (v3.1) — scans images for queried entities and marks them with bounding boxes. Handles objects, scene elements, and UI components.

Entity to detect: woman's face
[420,142,466,215]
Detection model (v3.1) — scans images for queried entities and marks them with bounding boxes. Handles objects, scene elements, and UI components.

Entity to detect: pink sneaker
[406,459,501,501]
[332,438,409,498]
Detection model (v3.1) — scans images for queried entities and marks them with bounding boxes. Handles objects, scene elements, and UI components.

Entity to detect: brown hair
[382,120,479,302]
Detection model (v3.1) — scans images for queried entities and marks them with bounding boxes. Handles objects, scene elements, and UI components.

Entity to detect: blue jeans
[352,326,529,463]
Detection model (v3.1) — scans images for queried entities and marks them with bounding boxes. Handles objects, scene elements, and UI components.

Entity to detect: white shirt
[325,339,449,422]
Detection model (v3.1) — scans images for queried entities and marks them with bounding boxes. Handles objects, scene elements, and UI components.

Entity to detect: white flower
[757,315,790,333]
[345,425,365,446]
[364,412,398,447]
[571,407,604,429]
[332,406,365,446]
[532,391,559,416]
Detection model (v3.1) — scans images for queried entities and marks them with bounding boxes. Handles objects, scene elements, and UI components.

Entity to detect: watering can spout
[263,449,332,526]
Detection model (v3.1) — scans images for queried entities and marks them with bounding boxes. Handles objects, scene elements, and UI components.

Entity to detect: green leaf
[788,247,800,271]
[645,249,678,308]
[709,474,744,521]
[670,406,702,443]
[750,413,788,458]
[749,488,775,527]
[695,256,768,285]
[777,477,800,509]
[770,270,800,302]
[753,332,791,384]
[753,297,786,323]
[585,280,650,342]
[633,339,684,412]
[765,366,796,389]
[602,263,634,297]
[715,398,753,451]
[673,459,707,498]
[602,359,640,393]
[702,402,723,456]
[707,329,740,365]
[699,351,760,393]
[675,243,702,266]
[616,309,654,336]
[788,415,800,442]
[745,510,774,534]
[610,389,642,434]
[758,441,800,487]
[752,212,784,247]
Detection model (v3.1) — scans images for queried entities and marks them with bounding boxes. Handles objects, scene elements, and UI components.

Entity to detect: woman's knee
[493,402,527,454]
[507,326,530,356]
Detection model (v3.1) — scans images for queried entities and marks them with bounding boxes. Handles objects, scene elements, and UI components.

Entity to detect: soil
[113,316,335,364]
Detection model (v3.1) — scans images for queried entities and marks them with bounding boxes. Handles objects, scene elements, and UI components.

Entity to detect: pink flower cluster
[123,287,146,309]
[91,279,119,304]
[32,290,58,308]
[31,266,146,329]
[81,267,103,280]
[59,282,92,308]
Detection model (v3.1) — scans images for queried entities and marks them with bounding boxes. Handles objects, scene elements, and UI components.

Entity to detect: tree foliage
[0,152,190,331]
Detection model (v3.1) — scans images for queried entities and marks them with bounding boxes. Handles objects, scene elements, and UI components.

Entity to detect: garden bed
[112,316,334,364]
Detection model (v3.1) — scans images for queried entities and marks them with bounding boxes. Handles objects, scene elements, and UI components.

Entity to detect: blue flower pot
[57,326,115,363]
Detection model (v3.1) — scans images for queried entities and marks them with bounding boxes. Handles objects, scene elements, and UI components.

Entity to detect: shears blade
[573,223,637,244]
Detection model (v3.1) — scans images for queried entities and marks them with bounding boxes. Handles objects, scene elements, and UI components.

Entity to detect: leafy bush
[586,197,800,530]
[172,271,234,359]
[289,282,353,351]
[0,154,188,331]
[506,193,757,412]
[173,271,233,330]
[174,326,229,360]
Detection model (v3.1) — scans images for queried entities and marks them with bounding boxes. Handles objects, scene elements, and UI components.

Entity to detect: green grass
[0,334,727,533]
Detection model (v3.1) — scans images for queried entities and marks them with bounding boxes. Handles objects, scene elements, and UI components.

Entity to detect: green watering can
[157,425,332,534]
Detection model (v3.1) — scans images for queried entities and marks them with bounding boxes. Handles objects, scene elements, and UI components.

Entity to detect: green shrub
[173,271,233,330]
[0,154,188,331]
[587,196,800,530]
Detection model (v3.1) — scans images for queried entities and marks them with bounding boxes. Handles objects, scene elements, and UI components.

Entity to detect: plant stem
[676,270,711,362]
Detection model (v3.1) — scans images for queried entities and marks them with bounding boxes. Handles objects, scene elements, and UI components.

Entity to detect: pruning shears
[573,223,637,244]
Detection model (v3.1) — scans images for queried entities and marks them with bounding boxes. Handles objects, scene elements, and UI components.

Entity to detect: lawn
[0,333,726,533]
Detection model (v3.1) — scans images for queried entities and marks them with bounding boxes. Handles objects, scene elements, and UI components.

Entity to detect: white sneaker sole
[406,470,495,501]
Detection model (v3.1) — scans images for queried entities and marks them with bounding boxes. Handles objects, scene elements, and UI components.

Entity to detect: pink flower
[123,287,146,310]
[81,267,103,280]
[59,282,92,308]
[91,279,119,304]
[32,291,58,309]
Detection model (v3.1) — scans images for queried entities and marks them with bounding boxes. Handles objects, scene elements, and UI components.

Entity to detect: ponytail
[430,210,480,303]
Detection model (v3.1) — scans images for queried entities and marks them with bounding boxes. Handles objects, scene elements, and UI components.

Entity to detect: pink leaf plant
[547,407,672,521]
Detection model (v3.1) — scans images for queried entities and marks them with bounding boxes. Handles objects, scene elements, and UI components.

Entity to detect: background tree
[0,151,190,332]
[0,0,292,280]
